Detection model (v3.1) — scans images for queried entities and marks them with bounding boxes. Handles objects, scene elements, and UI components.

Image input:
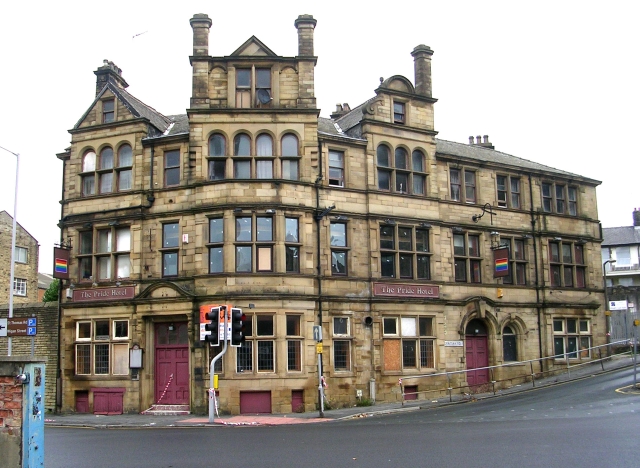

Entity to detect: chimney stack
[94,60,128,97]
[294,14,317,57]
[294,15,317,109]
[633,208,640,227]
[411,45,434,97]
[190,13,212,56]
[189,14,212,109]
[468,135,495,150]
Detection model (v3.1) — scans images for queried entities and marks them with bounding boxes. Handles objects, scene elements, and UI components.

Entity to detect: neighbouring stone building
[55,13,605,415]
[601,209,640,343]
[0,211,39,304]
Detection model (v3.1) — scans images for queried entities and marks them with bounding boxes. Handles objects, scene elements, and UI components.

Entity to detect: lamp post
[603,259,616,354]
[0,145,20,356]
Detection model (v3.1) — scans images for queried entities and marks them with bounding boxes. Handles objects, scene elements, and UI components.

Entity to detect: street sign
[444,340,463,347]
[5,318,37,337]
[316,343,323,354]
[609,300,628,311]
[313,325,322,342]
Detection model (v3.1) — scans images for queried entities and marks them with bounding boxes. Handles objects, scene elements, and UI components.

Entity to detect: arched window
[234,134,251,156]
[117,144,133,191]
[394,148,409,193]
[99,147,114,194]
[233,134,251,178]
[256,134,273,156]
[82,151,96,196]
[100,147,113,170]
[412,150,426,195]
[281,134,299,180]
[83,151,96,172]
[282,134,298,156]
[209,134,226,156]
[503,325,517,361]
[208,134,226,180]
[255,134,273,179]
[377,145,391,190]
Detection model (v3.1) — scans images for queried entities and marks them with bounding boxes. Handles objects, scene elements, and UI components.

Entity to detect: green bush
[355,397,373,407]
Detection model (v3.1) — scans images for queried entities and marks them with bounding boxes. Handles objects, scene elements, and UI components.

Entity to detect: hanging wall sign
[493,247,510,278]
[53,247,70,279]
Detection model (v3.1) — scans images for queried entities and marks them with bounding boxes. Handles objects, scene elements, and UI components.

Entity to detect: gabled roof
[602,226,640,246]
[73,82,172,134]
[229,36,278,57]
[0,210,38,243]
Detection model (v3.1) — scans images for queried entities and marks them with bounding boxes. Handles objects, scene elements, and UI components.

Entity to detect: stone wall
[0,303,58,413]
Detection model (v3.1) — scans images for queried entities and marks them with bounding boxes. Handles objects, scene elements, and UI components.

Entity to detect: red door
[240,391,272,414]
[155,322,189,405]
[466,335,489,386]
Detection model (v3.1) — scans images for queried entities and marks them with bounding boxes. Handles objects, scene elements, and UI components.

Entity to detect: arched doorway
[465,319,489,386]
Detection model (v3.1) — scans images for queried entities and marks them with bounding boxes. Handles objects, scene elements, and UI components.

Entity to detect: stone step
[141,404,190,416]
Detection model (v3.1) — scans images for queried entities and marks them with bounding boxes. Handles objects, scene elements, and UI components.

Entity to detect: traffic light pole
[209,310,228,424]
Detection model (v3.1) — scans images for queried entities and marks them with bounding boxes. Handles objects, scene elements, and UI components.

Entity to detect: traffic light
[204,306,220,346]
[231,308,246,347]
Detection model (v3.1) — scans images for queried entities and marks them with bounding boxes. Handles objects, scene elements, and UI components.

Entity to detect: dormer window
[393,102,405,124]
[102,99,114,123]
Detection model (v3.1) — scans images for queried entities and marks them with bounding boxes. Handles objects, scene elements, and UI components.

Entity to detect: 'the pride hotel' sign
[72,286,135,302]
[373,282,439,299]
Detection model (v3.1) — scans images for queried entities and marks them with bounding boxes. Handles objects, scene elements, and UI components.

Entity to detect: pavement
[44,354,639,429]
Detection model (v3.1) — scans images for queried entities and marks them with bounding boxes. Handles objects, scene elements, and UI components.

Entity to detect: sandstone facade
[56,14,604,415]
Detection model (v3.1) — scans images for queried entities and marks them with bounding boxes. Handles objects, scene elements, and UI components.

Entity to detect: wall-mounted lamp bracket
[472,203,497,225]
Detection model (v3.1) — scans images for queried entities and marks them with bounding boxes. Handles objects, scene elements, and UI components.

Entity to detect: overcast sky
[1,0,638,274]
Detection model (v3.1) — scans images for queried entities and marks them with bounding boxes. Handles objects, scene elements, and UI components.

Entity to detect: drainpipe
[315,140,325,417]
[528,173,543,370]
[315,140,324,330]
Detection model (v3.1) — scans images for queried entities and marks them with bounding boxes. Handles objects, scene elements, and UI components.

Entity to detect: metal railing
[399,339,632,405]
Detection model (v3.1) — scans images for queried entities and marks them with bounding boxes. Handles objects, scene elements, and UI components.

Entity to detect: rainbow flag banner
[55,258,68,274]
[495,258,508,272]
[53,246,70,279]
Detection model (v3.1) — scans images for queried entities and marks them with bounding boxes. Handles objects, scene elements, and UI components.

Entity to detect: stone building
[601,209,640,343]
[55,13,604,415]
[0,211,39,304]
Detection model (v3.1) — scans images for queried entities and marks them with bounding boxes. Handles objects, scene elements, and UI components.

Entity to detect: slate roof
[318,117,367,142]
[602,226,640,246]
[324,98,599,184]
[38,273,54,290]
[435,139,596,182]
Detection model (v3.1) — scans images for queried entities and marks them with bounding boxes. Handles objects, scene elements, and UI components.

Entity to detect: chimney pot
[633,208,640,227]
[469,136,474,145]
[483,135,489,143]
[476,136,482,144]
